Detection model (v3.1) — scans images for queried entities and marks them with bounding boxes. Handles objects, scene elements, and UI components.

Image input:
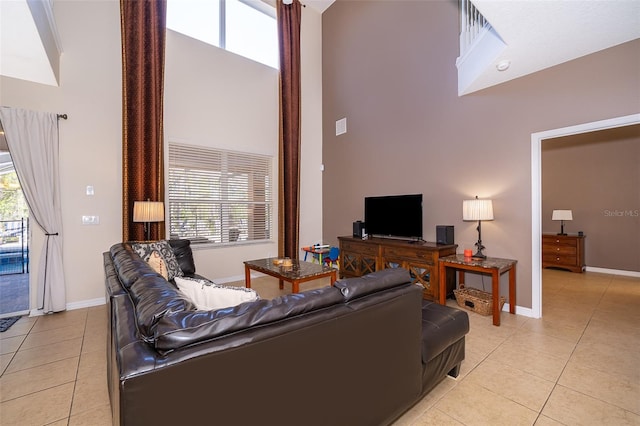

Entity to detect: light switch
[82,215,99,225]
[86,185,94,196]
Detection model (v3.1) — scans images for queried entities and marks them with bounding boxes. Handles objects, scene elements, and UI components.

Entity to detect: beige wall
[542,125,640,272]
[165,3,324,280]
[0,0,122,309]
[0,0,324,310]
[321,1,640,310]
[164,30,281,280]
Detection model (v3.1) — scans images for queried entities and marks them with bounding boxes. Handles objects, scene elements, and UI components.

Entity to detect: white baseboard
[502,303,536,319]
[215,272,264,285]
[585,266,640,278]
[42,269,637,319]
[29,297,106,317]
[25,273,261,317]
[500,267,640,322]
[0,310,30,319]
[67,297,106,310]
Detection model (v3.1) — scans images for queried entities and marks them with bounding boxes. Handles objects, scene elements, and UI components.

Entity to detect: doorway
[0,218,29,318]
[0,126,30,318]
[530,113,640,319]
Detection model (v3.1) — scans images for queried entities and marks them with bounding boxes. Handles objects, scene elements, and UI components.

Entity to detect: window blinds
[168,143,272,244]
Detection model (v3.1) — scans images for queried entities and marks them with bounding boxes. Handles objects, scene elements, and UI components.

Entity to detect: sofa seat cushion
[175,277,259,311]
[420,301,469,363]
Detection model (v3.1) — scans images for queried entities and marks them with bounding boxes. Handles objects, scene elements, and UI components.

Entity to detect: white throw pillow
[175,277,259,311]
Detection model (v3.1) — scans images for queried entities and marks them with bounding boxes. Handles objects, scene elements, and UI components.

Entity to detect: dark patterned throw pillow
[131,240,184,281]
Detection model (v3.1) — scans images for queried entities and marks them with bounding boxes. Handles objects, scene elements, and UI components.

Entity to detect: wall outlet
[82,215,99,225]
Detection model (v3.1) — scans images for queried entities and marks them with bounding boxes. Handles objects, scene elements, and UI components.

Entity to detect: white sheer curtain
[0,107,66,313]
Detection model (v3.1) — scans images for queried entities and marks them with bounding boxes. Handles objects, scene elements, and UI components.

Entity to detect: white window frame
[167,0,278,69]
[168,142,273,246]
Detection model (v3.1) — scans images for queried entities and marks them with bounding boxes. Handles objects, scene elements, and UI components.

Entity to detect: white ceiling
[305,0,334,13]
[462,0,640,94]
[0,0,60,86]
[1,1,638,93]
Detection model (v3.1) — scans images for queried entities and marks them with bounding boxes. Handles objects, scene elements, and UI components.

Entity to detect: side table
[438,255,516,326]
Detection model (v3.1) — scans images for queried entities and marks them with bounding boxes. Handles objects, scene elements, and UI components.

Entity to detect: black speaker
[436,225,454,245]
[353,221,366,238]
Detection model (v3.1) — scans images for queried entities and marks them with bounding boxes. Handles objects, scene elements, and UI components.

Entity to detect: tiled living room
[1,269,638,425]
[0,0,638,425]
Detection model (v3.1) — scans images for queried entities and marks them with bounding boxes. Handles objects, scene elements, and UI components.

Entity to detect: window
[168,143,272,245]
[167,0,279,69]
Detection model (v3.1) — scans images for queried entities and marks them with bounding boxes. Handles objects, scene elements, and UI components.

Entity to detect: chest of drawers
[542,234,585,273]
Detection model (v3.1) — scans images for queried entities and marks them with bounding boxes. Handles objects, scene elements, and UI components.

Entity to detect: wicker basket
[453,287,506,316]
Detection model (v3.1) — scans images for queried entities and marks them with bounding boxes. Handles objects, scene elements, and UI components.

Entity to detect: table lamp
[133,200,165,241]
[552,209,572,236]
[463,196,494,259]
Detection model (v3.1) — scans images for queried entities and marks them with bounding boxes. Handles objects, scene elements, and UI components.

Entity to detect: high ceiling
[0,0,61,86]
[462,0,640,94]
[1,0,638,93]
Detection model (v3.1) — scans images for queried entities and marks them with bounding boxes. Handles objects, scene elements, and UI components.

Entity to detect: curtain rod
[57,114,68,120]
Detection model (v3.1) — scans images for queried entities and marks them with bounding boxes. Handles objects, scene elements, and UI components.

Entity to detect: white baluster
[459,0,489,57]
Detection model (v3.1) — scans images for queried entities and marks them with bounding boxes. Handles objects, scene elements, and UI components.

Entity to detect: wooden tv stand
[338,236,457,301]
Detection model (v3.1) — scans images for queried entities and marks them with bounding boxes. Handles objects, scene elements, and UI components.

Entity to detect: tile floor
[0,269,638,425]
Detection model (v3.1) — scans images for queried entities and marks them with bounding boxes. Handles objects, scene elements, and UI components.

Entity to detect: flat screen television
[364,194,423,240]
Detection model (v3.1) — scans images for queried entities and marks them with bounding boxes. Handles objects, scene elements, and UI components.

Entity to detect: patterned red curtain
[277,0,302,259]
[120,0,167,242]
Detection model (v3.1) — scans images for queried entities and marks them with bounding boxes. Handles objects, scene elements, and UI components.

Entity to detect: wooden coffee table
[244,258,337,293]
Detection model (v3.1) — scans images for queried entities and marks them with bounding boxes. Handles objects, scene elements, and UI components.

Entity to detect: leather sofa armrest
[334,267,412,301]
[421,301,469,363]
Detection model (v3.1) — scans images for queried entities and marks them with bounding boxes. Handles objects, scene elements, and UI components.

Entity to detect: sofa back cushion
[128,274,196,341]
[109,242,196,341]
[154,286,344,351]
[110,244,161,289]
[168,239,196,276]
[334,267,412,301]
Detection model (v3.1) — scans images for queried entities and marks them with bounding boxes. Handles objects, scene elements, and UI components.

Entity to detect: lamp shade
[133,201,165,223]
[463,198,494,221]
[552,210,573,221]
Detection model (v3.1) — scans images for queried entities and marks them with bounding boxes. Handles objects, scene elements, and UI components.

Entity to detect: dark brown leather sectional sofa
[104,241,469,426]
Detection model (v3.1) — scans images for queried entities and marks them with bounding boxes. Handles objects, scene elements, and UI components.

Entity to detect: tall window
[168,143,272,245]
[167,0,278,69]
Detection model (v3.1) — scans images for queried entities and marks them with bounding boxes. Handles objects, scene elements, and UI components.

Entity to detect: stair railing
[459,0,489,57]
